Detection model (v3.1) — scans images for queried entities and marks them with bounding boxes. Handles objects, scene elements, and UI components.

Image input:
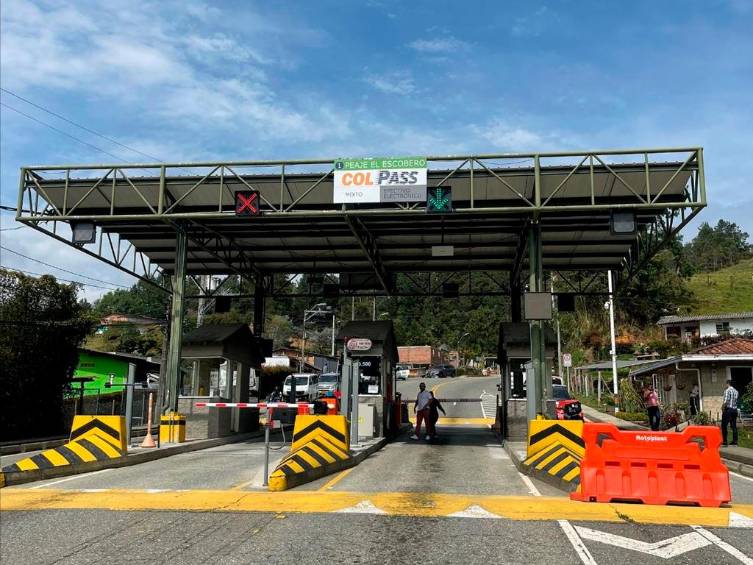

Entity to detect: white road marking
[480,393,496,419]
[729,512,753,528]
[730,471,753,483]
[448,505,500,519]
[692,526,753,564]
[575,526,711,559]
[517,471,541,496]
[335,500,387,514]
[516,468,596,564]
[559,521,599,565]
[29,468,113,489]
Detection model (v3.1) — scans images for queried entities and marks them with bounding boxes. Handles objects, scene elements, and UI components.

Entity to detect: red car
[553,385,583,420]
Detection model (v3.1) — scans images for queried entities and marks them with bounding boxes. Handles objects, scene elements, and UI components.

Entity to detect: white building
[657,311,753,342]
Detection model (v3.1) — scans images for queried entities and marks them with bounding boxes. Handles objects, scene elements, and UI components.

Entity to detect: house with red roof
[629,337,753,419]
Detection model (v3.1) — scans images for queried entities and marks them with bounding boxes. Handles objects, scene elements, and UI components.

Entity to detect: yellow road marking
[2,488,751,527]
[318,467,354,491]
[431,381,449,394]
[231,479,256,491]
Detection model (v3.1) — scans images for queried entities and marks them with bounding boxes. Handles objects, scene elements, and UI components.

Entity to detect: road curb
[503,441,578,493]
[0,430,265,488]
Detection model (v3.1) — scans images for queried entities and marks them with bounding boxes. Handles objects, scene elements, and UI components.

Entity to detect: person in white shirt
[411,382,432,440]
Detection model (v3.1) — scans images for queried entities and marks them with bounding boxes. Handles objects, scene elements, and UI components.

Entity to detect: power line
[0,246,130,288]
[1,88,164,162]
[0,265,121,291]
[1,102,130,164]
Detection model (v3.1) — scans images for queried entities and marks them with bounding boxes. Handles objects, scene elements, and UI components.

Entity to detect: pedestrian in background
[427,391,446,440]
[643,383,661,431]
[411,382,432,440]
[689,384,700,417]
[721,379,739,446]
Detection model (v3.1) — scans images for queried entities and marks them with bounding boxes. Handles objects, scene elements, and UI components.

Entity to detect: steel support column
[527,222,546,421]
[164,227,187,414]
[510,275,521,322]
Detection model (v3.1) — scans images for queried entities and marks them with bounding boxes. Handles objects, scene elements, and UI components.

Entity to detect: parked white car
[283,373,318,402]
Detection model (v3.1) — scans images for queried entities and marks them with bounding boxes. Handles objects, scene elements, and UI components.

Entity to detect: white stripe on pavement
[516,468,597,564]
[29,468,113,489]
[691,526,753,565]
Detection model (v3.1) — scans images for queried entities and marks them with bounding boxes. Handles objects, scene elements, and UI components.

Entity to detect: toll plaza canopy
[16,147,705,294]
[16,147,706,414]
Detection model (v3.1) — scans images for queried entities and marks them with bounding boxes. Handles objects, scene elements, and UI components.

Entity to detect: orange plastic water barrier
[570,423,731,507]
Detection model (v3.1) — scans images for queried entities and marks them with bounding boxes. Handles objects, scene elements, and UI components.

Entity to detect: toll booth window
[358,356,381,395]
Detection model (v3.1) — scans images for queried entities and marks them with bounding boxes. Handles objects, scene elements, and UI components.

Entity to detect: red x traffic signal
[235,190,261,216]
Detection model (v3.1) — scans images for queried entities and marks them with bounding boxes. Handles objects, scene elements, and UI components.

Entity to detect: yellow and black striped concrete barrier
[523,420,584,490]
[160,412,186,443]
[268,415,351,491]
[1,416,126,474]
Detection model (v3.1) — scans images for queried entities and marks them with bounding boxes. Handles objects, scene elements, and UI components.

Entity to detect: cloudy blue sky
[1,0,752,299]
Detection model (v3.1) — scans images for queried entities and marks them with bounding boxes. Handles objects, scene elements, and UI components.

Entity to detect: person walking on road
[643,383,661,431]
[411,382,432,440]
[721,379,739,446]
[427,391,446,440]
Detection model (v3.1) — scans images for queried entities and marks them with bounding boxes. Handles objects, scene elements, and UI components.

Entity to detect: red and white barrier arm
[194,402,315,408]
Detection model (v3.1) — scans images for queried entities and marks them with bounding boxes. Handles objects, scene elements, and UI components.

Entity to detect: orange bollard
[139,392,157,449]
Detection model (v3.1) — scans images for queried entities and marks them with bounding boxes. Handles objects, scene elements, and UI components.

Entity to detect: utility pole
[331,312,336,357]
[607,270,619,412]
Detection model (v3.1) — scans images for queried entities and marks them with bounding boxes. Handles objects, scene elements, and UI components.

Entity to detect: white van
[283,373,318,402]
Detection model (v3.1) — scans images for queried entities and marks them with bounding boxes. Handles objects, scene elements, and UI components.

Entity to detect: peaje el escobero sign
[333,156,427,203]
[346,338,373,351]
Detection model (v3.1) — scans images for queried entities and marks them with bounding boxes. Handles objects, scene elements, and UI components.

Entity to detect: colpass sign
[333,156,427,203]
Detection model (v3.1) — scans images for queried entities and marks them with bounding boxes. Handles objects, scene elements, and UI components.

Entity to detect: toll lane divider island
[1,416,127,486]
[268,415,353,491]
[195,404,383,491]
[522,420,585,491]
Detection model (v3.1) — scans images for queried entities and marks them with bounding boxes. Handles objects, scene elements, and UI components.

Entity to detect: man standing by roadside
[721,379,739,447]
[411,382,432,440]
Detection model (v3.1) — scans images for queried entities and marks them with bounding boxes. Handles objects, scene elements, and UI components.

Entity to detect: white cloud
[0,0,341,141]
[364,71,416,95]
[408,36,470,54]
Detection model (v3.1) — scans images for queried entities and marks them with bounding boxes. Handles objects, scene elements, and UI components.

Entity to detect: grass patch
[686,258,753,314]
[734,427,753,449]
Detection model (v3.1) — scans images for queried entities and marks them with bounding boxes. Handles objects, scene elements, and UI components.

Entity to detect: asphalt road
[2,376,753,564]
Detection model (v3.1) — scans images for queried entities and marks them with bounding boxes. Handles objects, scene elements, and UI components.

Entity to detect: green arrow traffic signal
[427,186,452,213]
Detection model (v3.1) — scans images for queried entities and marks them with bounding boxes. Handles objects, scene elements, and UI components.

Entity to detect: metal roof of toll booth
[15,147,705,293]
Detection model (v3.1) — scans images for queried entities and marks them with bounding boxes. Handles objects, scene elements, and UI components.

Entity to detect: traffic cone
[140,392,157,448]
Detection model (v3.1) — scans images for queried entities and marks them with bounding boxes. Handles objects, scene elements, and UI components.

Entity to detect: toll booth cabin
[179,323,269,439]
[498,322,556,441]
[337,321,399,441]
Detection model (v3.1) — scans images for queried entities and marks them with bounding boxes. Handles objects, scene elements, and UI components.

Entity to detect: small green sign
[427,186,452,214]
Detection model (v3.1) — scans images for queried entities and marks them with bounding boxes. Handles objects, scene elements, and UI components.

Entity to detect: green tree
[92,278,169,319]
[0,269,92,440]
[687,220,751,272]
